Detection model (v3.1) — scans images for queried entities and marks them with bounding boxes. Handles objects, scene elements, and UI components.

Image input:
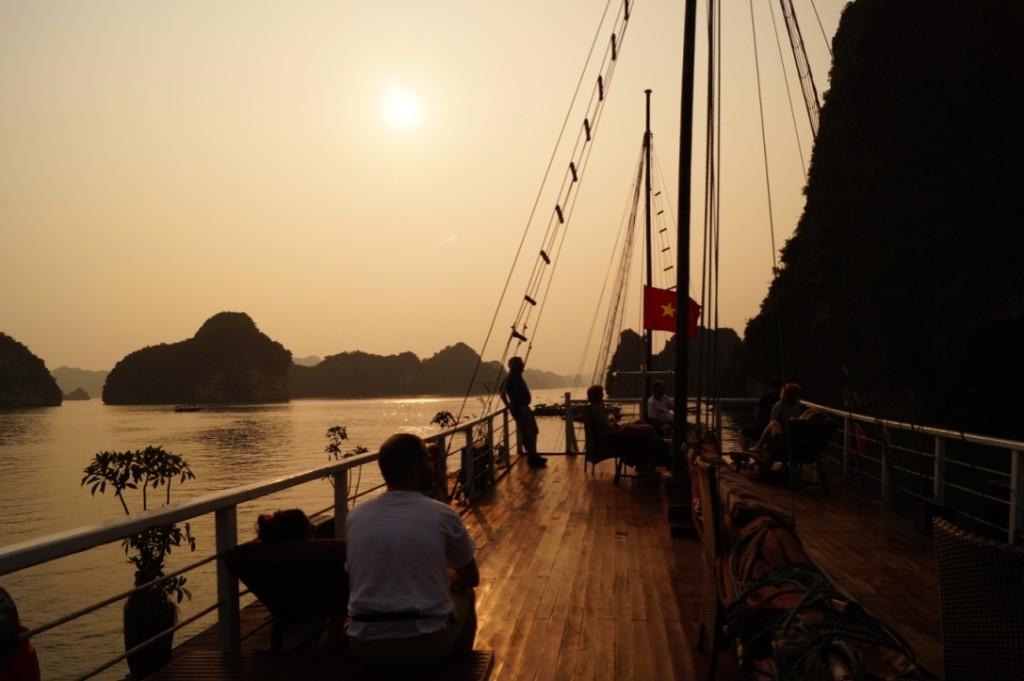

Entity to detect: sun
[382,83,423,131]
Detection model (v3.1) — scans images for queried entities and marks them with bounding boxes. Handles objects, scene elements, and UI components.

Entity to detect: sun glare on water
[382,82,423,131]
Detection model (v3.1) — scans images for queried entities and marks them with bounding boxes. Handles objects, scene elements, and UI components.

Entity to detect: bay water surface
[0,389,577,680]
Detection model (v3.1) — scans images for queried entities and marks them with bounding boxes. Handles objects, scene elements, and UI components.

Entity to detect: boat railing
[0,407,514,681]
[552,391,1021,545]
[802,401,1023,545]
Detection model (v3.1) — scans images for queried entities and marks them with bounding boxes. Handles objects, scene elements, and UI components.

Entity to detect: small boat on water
[173,404,202,413]
[532,402,622,420]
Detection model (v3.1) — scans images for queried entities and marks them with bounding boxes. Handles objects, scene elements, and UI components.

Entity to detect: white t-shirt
[346,490,475,641]
[648,395,673,421]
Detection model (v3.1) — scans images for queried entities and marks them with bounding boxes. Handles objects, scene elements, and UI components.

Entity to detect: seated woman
[752,384,830,469]
[256,508,316,542]
[751,383,807,456]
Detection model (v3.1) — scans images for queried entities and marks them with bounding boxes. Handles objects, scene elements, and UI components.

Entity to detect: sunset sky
[0,0,846,376]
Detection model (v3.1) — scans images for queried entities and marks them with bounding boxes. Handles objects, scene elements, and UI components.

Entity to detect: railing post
[842,416,851,483]
[463,428,475,500]
[437,436,451,502]
[486,418,496,486]
[334,467,349,539]
[215,505,240,652]
[880,424,890,502]
[933,436,945,505]
[501,410,511,467]
[1010,449,1021,544]
[564,391,578,454]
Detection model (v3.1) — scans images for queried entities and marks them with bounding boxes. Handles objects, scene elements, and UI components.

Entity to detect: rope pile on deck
[692,449,922,680]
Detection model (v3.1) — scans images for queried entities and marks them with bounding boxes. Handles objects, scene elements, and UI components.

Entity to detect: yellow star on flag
[660,301,676,319]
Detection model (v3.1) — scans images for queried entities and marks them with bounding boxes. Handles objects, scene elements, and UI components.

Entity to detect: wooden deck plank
[160,449,942,680]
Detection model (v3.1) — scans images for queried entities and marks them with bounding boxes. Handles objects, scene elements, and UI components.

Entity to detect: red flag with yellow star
[643,285,701,337]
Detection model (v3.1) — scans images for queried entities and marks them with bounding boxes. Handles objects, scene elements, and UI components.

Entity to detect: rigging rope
[767,2,809,184]
[453,0,635,434]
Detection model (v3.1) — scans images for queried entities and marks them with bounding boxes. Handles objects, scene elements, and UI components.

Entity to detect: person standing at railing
[345,433,480,670]
[500,356,547,467]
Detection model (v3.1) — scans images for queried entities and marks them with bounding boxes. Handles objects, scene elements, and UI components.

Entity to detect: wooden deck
[158,449,944,680]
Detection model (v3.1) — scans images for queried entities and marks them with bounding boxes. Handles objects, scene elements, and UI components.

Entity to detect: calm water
[0,390,575,680]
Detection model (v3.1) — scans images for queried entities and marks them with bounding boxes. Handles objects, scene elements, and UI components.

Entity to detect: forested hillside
[741,0,1023,437]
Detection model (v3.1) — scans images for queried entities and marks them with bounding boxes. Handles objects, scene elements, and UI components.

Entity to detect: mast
[642,89,654,418]
[672,0,698,475]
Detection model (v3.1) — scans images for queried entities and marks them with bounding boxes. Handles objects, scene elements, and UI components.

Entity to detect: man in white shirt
[647,379,674,437]
[346,433,480,669]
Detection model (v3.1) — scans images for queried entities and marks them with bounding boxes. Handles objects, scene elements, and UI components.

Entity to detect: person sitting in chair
[256,508,316,542]
[751,382,805,454]
[752,383,829,469]
[646,379,674,438]
[741,376,784,449]
[346,433,479,669]
[585,384,671,468]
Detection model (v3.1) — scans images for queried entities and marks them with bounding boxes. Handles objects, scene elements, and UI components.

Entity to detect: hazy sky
[1,0,846,375]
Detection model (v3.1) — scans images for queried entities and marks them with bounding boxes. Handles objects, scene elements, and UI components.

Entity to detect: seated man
[346,433,479,669]
[646,379,674,438]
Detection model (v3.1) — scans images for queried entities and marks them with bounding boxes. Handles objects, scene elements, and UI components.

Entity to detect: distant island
[0,332,62,407]
[12,312,573,406]
[52,367,108,400]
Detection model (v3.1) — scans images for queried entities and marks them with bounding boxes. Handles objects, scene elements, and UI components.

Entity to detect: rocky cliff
[102,312,292,405]
[0,333,62,407]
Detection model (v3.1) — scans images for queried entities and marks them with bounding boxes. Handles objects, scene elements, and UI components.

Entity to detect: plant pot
[123,592,176,679]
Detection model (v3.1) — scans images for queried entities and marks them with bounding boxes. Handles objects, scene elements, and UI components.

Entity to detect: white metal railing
[0,408,513,681]
[556,391,1022,545]
[800,402,1022,544]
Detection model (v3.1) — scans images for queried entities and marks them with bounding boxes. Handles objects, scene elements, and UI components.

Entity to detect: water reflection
[0,408,53,446]
[0,390,575,681]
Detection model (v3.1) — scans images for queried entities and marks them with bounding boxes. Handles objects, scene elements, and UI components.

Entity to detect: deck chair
[932,517,1024,681]
[224,539,348,650]
[580,407,669,484]
[765,417,837,494]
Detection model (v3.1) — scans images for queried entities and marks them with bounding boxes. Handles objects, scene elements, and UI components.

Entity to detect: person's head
[378,432,432,491]
[508,356,525,373]
[256,508,315,542]
[586,384,604,403]
[651,380,665,398]
[781,383,802,404]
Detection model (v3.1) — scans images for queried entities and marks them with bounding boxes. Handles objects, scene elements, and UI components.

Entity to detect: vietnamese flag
[643,285,701,337]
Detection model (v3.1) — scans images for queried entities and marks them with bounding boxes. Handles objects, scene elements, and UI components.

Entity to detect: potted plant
[81,446,196,679]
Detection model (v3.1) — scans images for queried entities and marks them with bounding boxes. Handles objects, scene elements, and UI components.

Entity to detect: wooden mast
[642,88,654,419]
[672,0,698,476]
